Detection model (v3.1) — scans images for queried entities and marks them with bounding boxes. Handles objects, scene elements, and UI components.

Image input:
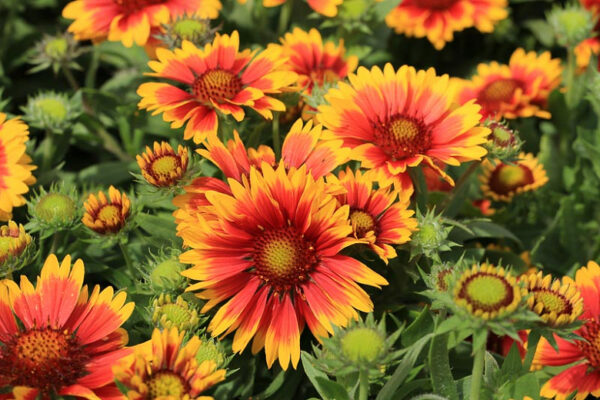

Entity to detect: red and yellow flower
[136,141,189,187]
[575,36,600,71]
[0,221,31,265]
[533,261,600,399]
[479,153,548,202]
[277,28,358,94]
[0,113,36,222]
[177,163,387,370]
[0,254,134,399]
[328,168,417,263]
[385,0,508,50]
[258,0,342,17]
[137,31,297,144]
[173,118,349,232]
[457,48,563,121]
[317,64,490,192]
[62,0,220,47]
[114,327,225,400]
[82,186,131,234]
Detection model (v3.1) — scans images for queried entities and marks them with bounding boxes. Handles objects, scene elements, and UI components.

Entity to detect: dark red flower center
[349,209,376,238]
[0,328,89,394]
[488,163,534,195]
[436,268,452,291]
[530,288,572,316]
[114,0,167,14]
[415,0,458,9]
[193,69,243,104]
[577,319,600,369]
[147,370,189,398]
[253,227,318,292]
[479,78,521,105]
[374,115,432,161]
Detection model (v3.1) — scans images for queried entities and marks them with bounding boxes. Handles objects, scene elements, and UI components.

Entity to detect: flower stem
[565,47,577,108]
[119,241,134,274]
[272,113,281,158]
[41,129,55,172]
[61,63,80,91]
[277,0,294,36]
[469,337,486,400]
[358,369,369,400]
[440,160,481,212]
[49,232,61,255]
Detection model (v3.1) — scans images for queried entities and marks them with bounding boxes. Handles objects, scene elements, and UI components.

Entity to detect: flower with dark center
[82,186,131,234]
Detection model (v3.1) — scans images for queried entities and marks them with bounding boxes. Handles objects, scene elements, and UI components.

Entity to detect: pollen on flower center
[415,0,458,9]
[350,210,376,238]
[0,328,89,393]
[147,371,188,399]
[489,164,534,195]
[253,227,318,291]
[480,78,521,104]
[151,155,180,177]
[114,0,167,14]
[98,204,121,223]
[459,273,514,311]
[375,115,431,160]
[193,69,243,104]
[531,289,571,315]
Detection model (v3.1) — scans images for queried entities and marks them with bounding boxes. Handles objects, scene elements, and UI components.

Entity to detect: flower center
[114,0,167,14]
[44,38,68,59]
[147,371,188,399]
[341,327,385,363]
[415,0,458,9]
[98,204,121,223]
[159,303,192,327]
[436,268,452,291]
[253,227,318,292]
[489,164,535,195]
[479,78,521,104]
[577,320,600,369]
[349,210,376,238]
[374,115,431,160]
[309,68,339,87]
[193,69,243,104]
[488,122,515,148]
[458,273,514,312]
[0,328,89,394]
[151,155,180,177]
[35,98,68,122]
[172,19,208,41]
[531,289,572,315]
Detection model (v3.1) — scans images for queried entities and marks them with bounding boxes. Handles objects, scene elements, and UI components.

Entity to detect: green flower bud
[35,193,76,223]
[152,294,201,331]
[150,259,186,292]
[547,4,594,47]
[195,338,227,368]
[340,327,385,363]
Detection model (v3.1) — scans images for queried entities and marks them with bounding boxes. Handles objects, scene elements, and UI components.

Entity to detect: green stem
[41,129,55,172]
[277,0,294,36]
[470,337,486,400]
[119,241,134,274]
[440,160,481,211]
[49,232,61,255]
[61,63,80,91]
[358,369,369,400]
[272,113,281,158]
[94,125,132,161]
[85,45,101,89]
[565,47,576,108]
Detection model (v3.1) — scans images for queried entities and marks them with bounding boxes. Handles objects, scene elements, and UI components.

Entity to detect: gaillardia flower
[533,261,600,399]
[385,0,508,50]
[0,254,134,399]
[62,0,220,47]
[178,163,387,370]
[522,271,583,327]
[0,113,36,221]
[114,327,226,400]
[82,186,131,234]
[137,141,189,187]
[137,31,297,143]
[479,153,548,202]
[453,263,522,320]
[317,64,490,192]
[258,0,342,17]
[0,221,31,266]
[457,48,563,121]
[328,168,417,263]
[277,28,358,95]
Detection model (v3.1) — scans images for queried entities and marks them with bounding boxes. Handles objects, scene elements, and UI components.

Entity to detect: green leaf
[301,352,350,400]
[499,343,523,381]
[452,220,522,246]
[401,307,433,347]
[429,332,459,400]
[524,20,555,47]
[376,334,434,400]
[136,213,177,242]
[77,161,137,185]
